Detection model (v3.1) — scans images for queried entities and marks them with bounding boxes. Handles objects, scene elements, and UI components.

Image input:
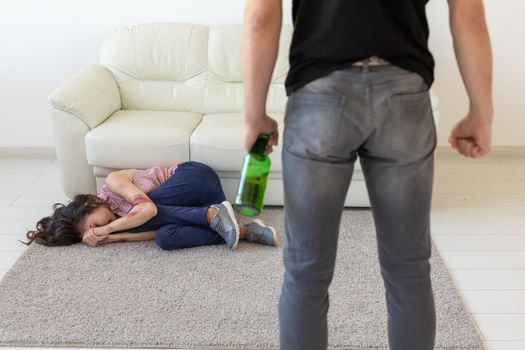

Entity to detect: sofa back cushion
[204,24,291,114]
[99,23,291,114]
[99,23,208,113]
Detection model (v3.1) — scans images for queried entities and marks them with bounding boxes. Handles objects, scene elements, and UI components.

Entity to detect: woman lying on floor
[24,161,281,250]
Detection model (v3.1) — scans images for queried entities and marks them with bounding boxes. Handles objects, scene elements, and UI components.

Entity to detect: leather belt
[352,56,390,67]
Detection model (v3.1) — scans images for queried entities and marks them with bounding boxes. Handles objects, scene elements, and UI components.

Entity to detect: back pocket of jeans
[284,91,346,161]
[387,90,437,157]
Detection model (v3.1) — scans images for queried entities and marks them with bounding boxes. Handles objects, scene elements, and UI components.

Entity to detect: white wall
[0,0,523,147]
[427,0,525,147]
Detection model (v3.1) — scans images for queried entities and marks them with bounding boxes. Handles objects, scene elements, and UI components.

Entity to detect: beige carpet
[0,208,483,349]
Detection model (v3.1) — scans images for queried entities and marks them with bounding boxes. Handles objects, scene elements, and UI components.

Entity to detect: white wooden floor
[0,147,524,350]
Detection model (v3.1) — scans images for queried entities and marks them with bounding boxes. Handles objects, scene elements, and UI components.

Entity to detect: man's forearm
[450,1,493,120]
[242,2,282,121]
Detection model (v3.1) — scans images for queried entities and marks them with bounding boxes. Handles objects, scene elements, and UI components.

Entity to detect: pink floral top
[97,163,181,217]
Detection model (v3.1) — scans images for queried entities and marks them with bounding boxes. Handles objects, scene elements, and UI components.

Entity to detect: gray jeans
[279,64,437,350]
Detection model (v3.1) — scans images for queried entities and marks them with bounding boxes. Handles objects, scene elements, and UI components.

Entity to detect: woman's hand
[82,226,110,247]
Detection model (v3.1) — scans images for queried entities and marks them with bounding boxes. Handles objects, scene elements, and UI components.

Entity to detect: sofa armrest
[49,64,121,129]
[51,108,97,198]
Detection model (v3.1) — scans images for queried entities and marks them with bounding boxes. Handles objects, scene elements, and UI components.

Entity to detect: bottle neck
[250,134,269,156]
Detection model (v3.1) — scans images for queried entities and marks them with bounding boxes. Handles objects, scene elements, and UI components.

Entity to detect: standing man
[242,1,493,349]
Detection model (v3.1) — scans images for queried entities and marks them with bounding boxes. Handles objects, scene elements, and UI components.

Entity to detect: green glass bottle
[235,133,271,217]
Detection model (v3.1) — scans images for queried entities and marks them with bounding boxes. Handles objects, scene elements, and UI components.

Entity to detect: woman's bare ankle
[206,207,217,224]
[240,225,248,239]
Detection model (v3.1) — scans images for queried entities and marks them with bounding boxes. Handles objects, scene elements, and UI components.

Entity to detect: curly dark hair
[23,194,109,247]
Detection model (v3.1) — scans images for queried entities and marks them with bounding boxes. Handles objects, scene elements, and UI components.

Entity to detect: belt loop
[362,58,369,72]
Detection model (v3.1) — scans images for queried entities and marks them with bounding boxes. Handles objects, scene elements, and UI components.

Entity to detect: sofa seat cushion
[85,110,202,169]
[190,113,285,172]
[190,113,363,173]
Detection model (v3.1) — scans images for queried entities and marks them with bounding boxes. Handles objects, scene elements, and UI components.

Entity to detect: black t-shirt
[285,0,435,96]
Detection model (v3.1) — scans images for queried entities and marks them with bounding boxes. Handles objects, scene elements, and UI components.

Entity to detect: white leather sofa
[49,23,440,207]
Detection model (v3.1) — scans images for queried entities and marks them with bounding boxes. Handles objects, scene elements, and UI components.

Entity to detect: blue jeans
[279,65,437,350]
[128,161,226,250]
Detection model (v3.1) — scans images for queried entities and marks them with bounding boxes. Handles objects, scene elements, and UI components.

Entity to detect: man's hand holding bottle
[244,114,279,154]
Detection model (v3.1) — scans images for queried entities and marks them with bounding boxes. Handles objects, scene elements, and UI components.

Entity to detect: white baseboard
[0,147,56,159]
